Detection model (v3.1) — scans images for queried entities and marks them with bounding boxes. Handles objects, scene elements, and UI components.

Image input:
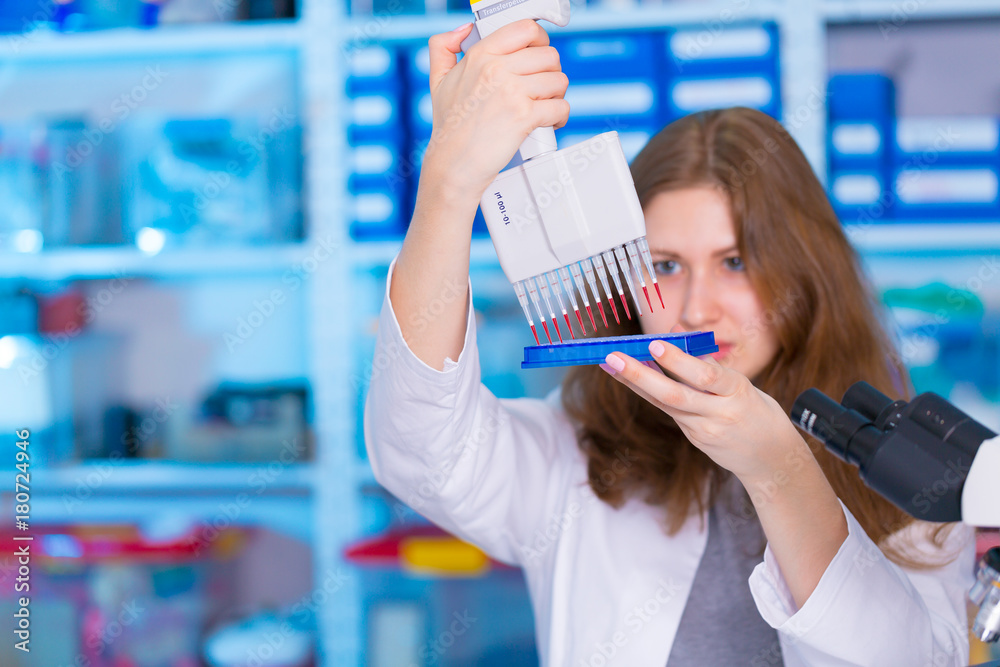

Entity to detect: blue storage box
[664,23,778,77]
[563,79,659,126]
[349,90,404,142]
[892,165,1000,219]
[828,170,893,224]
[552,32,659,80]
[664,73,779,121]
[521,332,718,369]
[829,120,890,170]
[827,73,895,121]
[351,190,405,239]
[893,117,1000,166]
[347,46,401,95]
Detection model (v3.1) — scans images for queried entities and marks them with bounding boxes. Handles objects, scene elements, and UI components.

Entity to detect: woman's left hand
[602,339,808,487]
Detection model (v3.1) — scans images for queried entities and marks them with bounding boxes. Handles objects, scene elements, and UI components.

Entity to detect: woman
[364,19,974,666]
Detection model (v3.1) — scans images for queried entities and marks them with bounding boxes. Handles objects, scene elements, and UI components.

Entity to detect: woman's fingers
[480,18,550,55]
[531,98,571,130]
[427,22,475,91]
[504,45,562,75]
[604,351,710,414]
[647,339,741,396]
[522,71,569,100]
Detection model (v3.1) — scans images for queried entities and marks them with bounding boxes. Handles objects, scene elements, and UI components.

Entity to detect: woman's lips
[710,342,733,360]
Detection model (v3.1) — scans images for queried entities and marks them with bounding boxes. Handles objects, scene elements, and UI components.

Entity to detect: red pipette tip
[585,305,597,331]
[620,294,631,320]
[552,318,563,343]
[563,313,575,339]
[608,298,620,324]
[654,283,665,309]
[596,301,608,328]
[574,309,585,334]
[530,324,540,346]
[641,285,653,312]
[540,320,552,344]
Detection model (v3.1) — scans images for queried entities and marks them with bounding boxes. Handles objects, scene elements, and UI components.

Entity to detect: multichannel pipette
[464,0,665,343]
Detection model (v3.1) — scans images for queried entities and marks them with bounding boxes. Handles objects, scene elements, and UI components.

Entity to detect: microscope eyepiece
[790,388,880,467]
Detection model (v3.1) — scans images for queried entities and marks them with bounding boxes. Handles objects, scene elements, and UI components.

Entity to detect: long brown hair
[562,107,953,567]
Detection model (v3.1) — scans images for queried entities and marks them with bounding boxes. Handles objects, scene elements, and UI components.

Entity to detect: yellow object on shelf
[399,536,491,578]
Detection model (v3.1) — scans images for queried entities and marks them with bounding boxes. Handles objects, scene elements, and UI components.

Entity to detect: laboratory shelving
[5,0,1000,664]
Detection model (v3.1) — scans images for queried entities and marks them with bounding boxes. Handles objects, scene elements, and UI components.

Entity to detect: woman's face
[639,186,780,380]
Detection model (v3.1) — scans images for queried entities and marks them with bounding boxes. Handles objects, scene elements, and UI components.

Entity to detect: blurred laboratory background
[1,0,1000,665]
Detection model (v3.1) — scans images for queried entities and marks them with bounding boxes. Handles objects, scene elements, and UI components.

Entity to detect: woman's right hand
[420,19,570,206]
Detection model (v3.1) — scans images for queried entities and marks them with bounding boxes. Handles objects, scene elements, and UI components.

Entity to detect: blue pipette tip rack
[521,332,718,369]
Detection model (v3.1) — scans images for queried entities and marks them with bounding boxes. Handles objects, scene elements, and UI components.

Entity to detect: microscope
[791,382,1000,646]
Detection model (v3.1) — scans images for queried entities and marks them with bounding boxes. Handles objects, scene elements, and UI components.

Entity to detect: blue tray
[521,332,718,369]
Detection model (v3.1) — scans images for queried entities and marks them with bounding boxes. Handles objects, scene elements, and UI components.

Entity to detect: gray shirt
[666,474,783,666]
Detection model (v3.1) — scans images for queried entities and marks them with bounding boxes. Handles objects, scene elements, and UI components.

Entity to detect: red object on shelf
[976,529,1000,561]
[38,290,87,334]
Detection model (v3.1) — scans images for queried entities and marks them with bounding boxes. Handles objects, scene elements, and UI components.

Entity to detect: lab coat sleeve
[363,258,577,567]
[748,501,975,667]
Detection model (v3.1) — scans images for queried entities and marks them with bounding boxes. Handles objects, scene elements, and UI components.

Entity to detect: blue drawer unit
[829,170,893,224]
[827,73,894,121]
[892,165,1000,219]
[562,79,659,129]
[349,89,404,142]
[893,116,1000,167]
[347,45,401,95]
[349,139,404,192]
[351,189,405,239]
[664,23,778,78]
[552,32,659,81]
[664,73,779,121]
[829,120,891,170]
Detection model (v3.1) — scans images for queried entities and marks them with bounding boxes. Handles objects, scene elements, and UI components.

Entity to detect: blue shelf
[0,244,308,280]
[824,0,1000,23]
[0,20,302,62]
[9,462,316,537]
[847,222,1000,256]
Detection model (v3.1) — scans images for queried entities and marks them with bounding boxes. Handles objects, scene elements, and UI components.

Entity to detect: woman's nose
[679,274,722,329]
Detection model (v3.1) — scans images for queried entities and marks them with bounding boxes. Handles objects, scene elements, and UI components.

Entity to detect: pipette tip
[585,305,597,331]
[621,295,631,321]
[654,283,664,309]
[552,318,563,343]
[530,324,540,346]
[641,286,653,312]
[575,309,586,333]
[596,301,608,328]
[541,320,552,344]
[564,313,575,340]
[608,298,620,324]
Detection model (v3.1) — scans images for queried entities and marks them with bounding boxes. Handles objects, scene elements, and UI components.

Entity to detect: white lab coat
[364,260,976,667]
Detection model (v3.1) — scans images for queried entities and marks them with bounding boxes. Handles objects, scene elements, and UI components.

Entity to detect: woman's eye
[653,260,679,276]
[724,256,745,271]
